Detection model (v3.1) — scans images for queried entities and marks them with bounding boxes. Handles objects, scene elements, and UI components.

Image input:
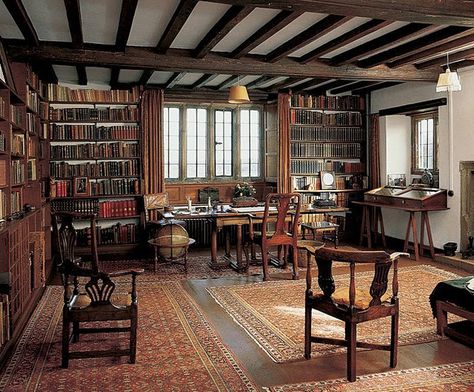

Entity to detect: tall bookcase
[47,85,142,255]
[0,62,48,360]
[289,94,367,211]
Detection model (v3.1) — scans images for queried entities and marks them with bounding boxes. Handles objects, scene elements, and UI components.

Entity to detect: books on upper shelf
[50,124,140,140]
[27,159,37,181]
[290,94,365,111]
[51,198,99,214]
[99,199,138,218]
[49,107,138,122]
[291,143,361,159]
[45,84,140,103]
[10,105,25,128]
[0,189,6,220]
[10,190,21,214]
[49,159,141,178]
[11,133,25,156]
[26,112,40,135]
[26,85,40,113]
[50,142,139,159]
[0,96,5,119]
[290,126,364,142]
[0,131,5,153]
[11,160,25,185]
[0,160,6,186]
[290,110,362,126]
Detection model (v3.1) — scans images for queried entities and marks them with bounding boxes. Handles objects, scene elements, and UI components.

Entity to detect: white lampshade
[228,85,250,104]
[436,68,461,92]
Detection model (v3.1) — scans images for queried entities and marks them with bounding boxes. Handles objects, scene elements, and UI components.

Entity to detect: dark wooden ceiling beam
[245,76,275,89]
[389,32,474,68]
[290,78,329,92]
[415,46,474,69]
[115,0,138,51]
[165,72,187,88]
[265,77,305,91]
[329,81,381,94]
[231,10,303,59]
[306,79,353,96]
[266,15,351,63]
[156,0,198,53]
[5,42,440,82]
[216,75,240,90]
[2,0,39,45]
[358,26,473,68]
[194,5,254,59]
[139,69,153,85]
[299,19,392,64]
[110,68,120,88]
[352,81,403,95]
[190,73,219,89]
[63,0,83,46]
[208,1,474,27]
[330,23,437,66]
[76,65,87,85]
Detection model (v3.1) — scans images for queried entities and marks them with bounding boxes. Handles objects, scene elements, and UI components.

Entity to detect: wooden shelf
[50,138,140,142]
[48,120,139,124]
[52,194,141,199]
[50,156,140,161]
[49,100,139,105]
[290,123,363,128]
[290,106,364,112]
[296,189,367,193]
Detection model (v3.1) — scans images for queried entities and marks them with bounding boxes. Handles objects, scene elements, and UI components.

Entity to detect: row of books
[290,126,364,142]
[27,138,35,158]
[291,142,361,158]
[11,190,21,214]
[26,85,40,113]
[27,159,37,181]
[0,295,11,347]
[0,161,5,186]
[11,161,25,185]
[290,94,365,110]
[99,199,138,218]
[50,125,140,140]
[291,159,325,174]
[51,198,99,214]
[90,178,140,196]
[49,107,138,122]
[299,193,349,208]
[11,134,25,156]
[50,179,71,197]
[27,112,40,135]
[50,142,140,159]
[49,159,141,178]
[76,223,137,246]
[0,96,5,119]
[10,105,25,128]
[0,132,5,152]
[45,84,140,103]
[0,190,5,220]
[290,110,362,126]
[39,101,48,120]
[26,67,44,96]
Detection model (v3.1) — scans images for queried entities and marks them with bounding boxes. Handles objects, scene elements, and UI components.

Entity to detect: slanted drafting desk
[354,186,448,261]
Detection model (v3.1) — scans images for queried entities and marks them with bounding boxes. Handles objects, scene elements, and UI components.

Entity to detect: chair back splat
[305,247,408,382]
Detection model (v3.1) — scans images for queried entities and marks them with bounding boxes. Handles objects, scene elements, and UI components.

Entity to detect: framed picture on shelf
[73,176,90,196]
[320,171,336,190]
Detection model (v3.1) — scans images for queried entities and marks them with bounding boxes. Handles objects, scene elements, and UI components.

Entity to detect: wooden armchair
[143,192,170,223]
[304,247,409,381]
[244,193,301,281]
[56,212,144,368]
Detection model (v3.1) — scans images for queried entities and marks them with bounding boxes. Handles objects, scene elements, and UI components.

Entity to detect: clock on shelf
[320,171,336,190]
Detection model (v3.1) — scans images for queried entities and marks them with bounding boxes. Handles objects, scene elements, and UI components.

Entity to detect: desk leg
[360,205,372,248]
[236,224,243,271]
[376,207,387,248]
[421,211,435,258]
[154,246,158,273]
[208,223,228,270]
[225,227,231,258]
[404,212,419,261]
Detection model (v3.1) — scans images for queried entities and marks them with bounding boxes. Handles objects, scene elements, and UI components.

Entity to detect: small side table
[147,237,195,273]
[301,221,339,248]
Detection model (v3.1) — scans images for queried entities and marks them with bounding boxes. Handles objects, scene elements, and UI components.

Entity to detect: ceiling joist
[115,0,138,51]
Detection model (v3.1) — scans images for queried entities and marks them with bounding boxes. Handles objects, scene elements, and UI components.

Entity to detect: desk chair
[245,193,301,281]
[304,247,408,381]
[57,212,143,368]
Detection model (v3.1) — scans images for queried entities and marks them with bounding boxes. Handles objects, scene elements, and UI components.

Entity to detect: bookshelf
[0,61,48,361]
[47,85,143,254]
[289,94,367,209]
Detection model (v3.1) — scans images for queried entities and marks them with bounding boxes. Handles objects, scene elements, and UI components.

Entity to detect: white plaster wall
[370,67,474,249]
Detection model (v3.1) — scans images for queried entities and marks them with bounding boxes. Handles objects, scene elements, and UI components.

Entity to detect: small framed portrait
[73,176,89,196]
[320,171,336,190]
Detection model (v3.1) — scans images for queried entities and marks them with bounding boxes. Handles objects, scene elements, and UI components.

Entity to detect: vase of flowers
[232,182,258,207]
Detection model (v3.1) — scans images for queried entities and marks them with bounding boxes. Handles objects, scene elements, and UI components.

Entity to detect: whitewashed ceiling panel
[53,65,78,84]
[86,67,111,85]
[23,0,71,42]
[81,0,121,45]
[148,71,175,84]
[0,1,23,39]
[118,69,143,83]
[175,73,204,85]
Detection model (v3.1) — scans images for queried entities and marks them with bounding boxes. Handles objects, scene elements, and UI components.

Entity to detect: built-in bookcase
[47,85,143,255]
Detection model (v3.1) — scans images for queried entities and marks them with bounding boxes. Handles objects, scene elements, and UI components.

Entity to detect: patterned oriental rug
[208,265,460,363]
[265,361,474,391]
[0,282,258,392]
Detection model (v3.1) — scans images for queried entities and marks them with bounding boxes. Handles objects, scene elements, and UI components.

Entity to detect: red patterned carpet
[265,361,474,391]
[0,281,258,392]
[208,265,460,362]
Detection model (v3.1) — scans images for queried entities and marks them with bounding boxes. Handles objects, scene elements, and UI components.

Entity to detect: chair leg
[291,245,298,280]
[346,321,357,382]
[390,312,399,368]
[62,314,70,368]
[72,321,79,342]
[130,312,138,364]
[262,245,270,281]
[304,302,312,359]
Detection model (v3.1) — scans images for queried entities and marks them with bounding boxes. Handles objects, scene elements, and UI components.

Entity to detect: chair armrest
[389,252,410,261]
[108,268,145,278]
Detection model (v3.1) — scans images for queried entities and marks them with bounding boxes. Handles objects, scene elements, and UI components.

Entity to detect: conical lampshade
[228,85,250,104]
[436,68,461,92]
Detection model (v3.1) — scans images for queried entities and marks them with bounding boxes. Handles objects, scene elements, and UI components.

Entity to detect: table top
[302,221,339,229]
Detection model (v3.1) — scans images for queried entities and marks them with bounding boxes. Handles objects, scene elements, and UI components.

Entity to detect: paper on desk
[466,277,474,292]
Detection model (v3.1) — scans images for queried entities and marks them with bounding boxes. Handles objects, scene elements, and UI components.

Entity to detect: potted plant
[232,182,258,207]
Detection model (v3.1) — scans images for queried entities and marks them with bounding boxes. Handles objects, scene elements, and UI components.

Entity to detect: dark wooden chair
[245,193,301,281]
[304,247,408,381]
[55,212,143,368]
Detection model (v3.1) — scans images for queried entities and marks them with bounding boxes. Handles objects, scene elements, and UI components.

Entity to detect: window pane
[187,108,207,178]
[413,113,437,172]
[164,107,180,179]
[240,109,260,177]
[215,109,233,177]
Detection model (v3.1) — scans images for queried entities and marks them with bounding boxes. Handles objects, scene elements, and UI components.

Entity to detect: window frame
[411,111,439,175]
[163,103,264,183]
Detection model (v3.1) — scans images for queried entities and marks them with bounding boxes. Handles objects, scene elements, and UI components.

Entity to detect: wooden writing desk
[165,205,348,271]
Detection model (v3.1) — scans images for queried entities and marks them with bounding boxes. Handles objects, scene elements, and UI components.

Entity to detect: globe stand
[147,223,195,273]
